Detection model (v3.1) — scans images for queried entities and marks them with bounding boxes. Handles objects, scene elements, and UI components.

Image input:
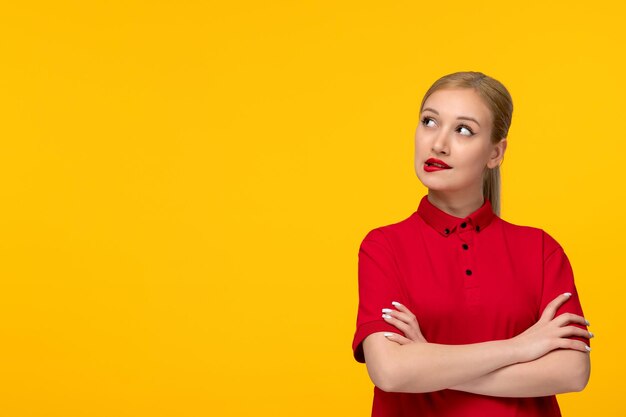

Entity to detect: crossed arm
[362,294,592,396]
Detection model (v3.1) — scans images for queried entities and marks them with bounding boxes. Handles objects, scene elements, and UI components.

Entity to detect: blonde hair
[419,71,513,216]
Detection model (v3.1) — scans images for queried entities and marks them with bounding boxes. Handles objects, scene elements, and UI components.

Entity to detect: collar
[415,195,496,237]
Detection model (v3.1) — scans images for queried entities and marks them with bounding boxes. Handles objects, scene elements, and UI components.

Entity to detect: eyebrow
[422,107,481,127]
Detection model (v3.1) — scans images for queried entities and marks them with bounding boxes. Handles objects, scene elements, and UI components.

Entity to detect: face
[414,87,506,195]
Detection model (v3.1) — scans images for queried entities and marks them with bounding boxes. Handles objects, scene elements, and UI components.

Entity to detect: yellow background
[0,1,623,416]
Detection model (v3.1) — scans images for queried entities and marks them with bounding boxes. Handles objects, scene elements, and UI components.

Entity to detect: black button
[462,243,469,250]
[444,228,450,234]
[475,225,480,232]
[460,222,467,228]
[465,269,472,276]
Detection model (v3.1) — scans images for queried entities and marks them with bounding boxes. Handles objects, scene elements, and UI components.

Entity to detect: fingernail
[585,319,590,326]
[382,308,393,313]
[383,332,394,337]
[382,314,391,319]
[392,301,402,307]
[563,292,572,297]
[589,332,594,338]
[585,345,591,352]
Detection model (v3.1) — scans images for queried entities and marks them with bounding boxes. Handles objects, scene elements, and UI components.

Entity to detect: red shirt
[352,195,589,417]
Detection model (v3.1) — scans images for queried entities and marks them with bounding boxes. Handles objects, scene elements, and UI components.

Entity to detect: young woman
[351,71,592,416]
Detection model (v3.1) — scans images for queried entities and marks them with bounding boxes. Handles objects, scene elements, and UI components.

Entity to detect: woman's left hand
[382,301,428,345]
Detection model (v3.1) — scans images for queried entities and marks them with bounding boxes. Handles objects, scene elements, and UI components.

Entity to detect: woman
[351,71,592,416]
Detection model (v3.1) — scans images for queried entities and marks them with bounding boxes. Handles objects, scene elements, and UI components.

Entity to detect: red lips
[425,158,451,169]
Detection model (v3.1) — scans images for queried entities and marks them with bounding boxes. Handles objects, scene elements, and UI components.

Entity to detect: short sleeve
[540,231,590,347]
[352,228,406,363]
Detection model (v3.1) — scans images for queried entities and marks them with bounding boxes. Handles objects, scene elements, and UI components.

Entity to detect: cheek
[460,144,492,165]
[414,134,430,153]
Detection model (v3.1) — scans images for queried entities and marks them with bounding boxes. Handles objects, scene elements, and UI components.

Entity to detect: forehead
[422,88,492,124]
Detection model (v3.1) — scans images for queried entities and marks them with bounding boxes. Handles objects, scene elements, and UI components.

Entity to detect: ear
[487,138,507,169]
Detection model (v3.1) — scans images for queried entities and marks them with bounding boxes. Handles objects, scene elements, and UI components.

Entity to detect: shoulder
[359,212,416,250]
[496,217,564,259]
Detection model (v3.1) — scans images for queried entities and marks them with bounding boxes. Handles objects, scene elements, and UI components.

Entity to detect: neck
[427,189,485,218]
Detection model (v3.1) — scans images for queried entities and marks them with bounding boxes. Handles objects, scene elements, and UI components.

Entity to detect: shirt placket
[457,219,479,310]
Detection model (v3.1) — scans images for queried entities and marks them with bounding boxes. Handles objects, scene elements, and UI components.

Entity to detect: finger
[382,308,414,325]
[384,307,425,342]
[412,332,428,343]
[384,332,413,345]
[540,292,572,321]
[388,303,423,332]
[382,313,411,334]
[391,301,417,321]
[558,325,594,339]
[553,313,590,327]
[556,338,592,353]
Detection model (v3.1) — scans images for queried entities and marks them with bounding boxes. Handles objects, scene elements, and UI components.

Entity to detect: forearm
[368,337,519,393]
[448,349,591,397]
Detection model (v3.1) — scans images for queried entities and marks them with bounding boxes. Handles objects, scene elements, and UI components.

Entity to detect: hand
[381,301,428,345]
[510,292,592,363]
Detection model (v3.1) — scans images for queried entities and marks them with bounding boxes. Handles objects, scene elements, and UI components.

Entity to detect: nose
[431,129,449,155]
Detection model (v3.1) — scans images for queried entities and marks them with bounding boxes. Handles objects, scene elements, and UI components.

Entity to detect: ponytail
[483,166,501,217]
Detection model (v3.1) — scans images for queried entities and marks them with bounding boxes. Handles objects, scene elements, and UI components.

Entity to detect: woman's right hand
[509,292,592,363]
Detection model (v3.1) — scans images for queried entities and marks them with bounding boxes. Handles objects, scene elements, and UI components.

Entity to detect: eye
[457,125,474,137]
[421,116,436,127]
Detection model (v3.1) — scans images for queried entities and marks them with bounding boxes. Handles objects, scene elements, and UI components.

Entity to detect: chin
[416,177,445,191]
[415,168,446,190]
[423,183,455,192]
[415,173,463,193]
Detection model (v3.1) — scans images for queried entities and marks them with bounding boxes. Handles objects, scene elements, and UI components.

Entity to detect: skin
[414,87,506,217]
[362,87,592,396]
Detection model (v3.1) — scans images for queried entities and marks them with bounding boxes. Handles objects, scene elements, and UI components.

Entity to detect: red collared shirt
[352,195,589,417]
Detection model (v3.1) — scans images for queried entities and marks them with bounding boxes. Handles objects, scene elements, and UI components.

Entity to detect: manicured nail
[589,332,594,338]
[383,332,394,337]
[563,292,572,297]
[585,345,591,352]
[382,308,393,313]
[392,301,402,307]
[382,314,391,319]
[585,319,590,326]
